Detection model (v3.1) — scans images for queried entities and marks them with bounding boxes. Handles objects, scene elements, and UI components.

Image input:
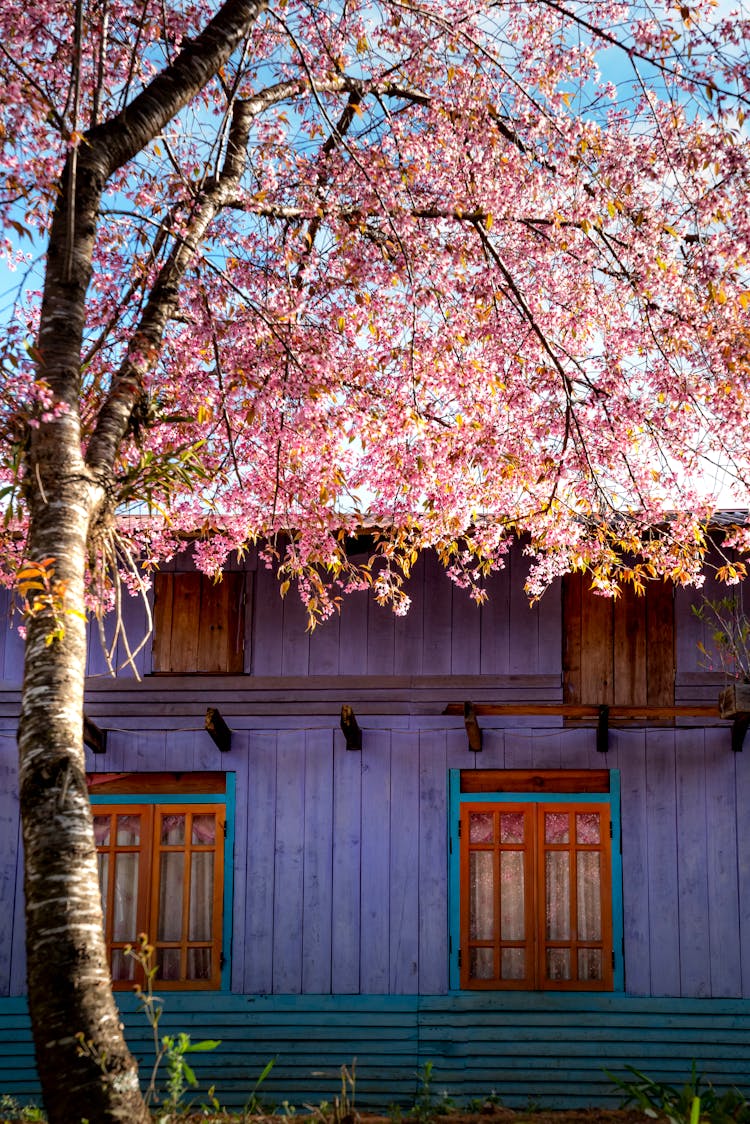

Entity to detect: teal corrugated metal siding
[0,995,749,1109]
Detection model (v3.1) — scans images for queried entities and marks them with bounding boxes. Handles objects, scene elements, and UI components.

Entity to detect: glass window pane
[501,948,525,980]
[158,853,184,941]
[500,813,524,844]
[469,851,494,940]
[192,813,216,845]
[161,814,185,845]
[93,815,111,846]
[111,948,135,982]
[469,813,493,844]
[547,948,571,980]
[576,812,600,845]
[545,812,569,844]
[577,852,602,940]
[158,948,181,981]
[116,814,140,846]
[189,852,214,941]
[112,853,139,941]
[500,851,524,940]
[578,948,603,980]
[469,947,494,980]
[545,851,570,939]
[187,948,212,980]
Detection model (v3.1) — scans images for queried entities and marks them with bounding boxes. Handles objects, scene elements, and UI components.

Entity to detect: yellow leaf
[485,213,493,231]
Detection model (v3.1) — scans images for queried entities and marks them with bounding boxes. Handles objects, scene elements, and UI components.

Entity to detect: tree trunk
[18,464,150,1123]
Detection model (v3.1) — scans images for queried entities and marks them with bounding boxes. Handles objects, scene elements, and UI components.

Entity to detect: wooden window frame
[90,773,235,991]
[449,769,623,993]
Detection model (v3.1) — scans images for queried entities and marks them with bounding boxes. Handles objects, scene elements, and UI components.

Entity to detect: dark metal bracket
[596,705,609,754]
[464,701,483,752]
[205,707,232,753]
[83,714,108,755]
[732,713,750,753]
[340,705,362,751]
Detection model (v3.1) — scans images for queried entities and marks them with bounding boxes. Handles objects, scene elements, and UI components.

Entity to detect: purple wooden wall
[0,551,747,1001]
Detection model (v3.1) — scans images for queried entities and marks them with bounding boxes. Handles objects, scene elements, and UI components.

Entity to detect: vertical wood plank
[580,582,614,705]
[115,584,151,678]
[151,573,174,673]
[422,552,452,675]
[389,731,420,993]
[735,736,750,996]
[308,613,341,677]
[646,581,676,706]
[394,561,425,676]
[705,727,741,996]
[451,588,481,675]
[9,812,25,997]
[674,584,705,680]
[302,729,334,993]
[244,735,277,993]
[537,577,563,676]
[675,728,710,996]
[562,573,582,704]
[367,597,395,676]
[531,731,562,770]
[508,545,540,674]
[272,731,306,993]
[418,730,448,994]
[613,584,647,706]
[86,611,118,678]
[645,729,680,996]
[3,608,24,684]
[480,563,511,675]
[251,565,284,676]
[331,743,361,992]
[619,728,650,995]
[0,748,18,995]
[360,731,391,991]
[198,572,244,674]
[170,573,201,673]
[476,728,505,770]
[229,740,250,993]
[337,588,368,676]
[281,590,310,677]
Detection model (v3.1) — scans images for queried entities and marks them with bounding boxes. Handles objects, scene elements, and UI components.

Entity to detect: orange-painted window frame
[458,797,614,991]
[94,801,225,990]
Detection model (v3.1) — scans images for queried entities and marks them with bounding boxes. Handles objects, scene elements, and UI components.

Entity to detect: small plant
[693,595,750,682]
[411,1062,456,1122]
[0,1095,46,1122]
[125,934,220,1116]
[242,1057,276,1116]
[608,1063,750,1124]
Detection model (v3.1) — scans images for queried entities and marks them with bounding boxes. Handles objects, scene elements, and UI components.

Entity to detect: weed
[125,934,220,1116]
[412,1062,456,1121]
[242,1057,276,1117]
[0,1096,46,1122]
[608,1063,750,1124]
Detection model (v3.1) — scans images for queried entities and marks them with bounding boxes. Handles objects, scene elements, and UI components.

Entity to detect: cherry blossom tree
[0,0,749,1118]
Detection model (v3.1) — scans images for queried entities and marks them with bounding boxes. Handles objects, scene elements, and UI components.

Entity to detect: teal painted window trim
[448,769,624,993]
[91,774,236,991]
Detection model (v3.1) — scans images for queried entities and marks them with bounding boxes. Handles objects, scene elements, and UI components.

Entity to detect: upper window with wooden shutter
[562,574,674,708]
[152,572,247,674]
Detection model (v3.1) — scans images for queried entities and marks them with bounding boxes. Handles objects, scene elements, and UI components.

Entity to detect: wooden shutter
[152,571,246,673]
[562,574,674,708]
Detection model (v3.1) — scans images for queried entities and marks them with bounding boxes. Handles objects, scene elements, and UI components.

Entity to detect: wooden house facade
[0,542,749,1107]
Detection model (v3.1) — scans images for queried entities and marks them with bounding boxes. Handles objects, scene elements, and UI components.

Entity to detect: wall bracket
[340,705,362,751]
[83,714,107,755]
[596,705,609,754]
[205,707,232,753]
[464,701,483,752]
